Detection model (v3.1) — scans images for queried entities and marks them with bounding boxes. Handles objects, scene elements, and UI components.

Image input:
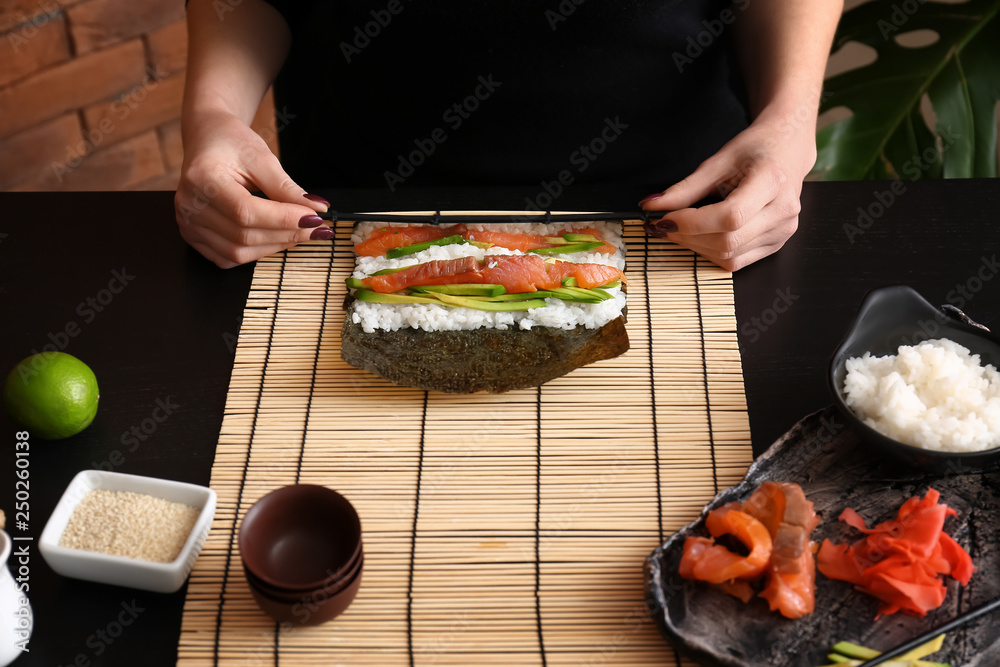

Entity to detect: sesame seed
[59,489,200,563]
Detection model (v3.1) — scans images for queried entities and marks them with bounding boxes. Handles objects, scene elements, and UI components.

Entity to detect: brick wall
[0,0,276,192]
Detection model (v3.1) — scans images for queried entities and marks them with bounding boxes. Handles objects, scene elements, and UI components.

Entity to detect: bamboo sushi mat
[177,217,753,666]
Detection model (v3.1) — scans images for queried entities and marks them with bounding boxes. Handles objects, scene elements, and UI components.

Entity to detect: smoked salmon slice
[361,257,479,293]
[545,261,625,288]
[354,225,617,257]
[361,255,625,295]
[679,481,819,619]
[464,227,617,254]
[679,508,773,584]
[464,229,562,252]
[478,255,560,293]
[354,225,455,257]
[744,482,818,619]
[758,549,816,619]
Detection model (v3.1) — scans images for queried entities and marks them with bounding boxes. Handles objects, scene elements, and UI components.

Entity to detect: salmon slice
[569,227,618,254]
[724,481,818,618]
[355,224,617,256]
[361,257,479,292]
[360,255,624,295]
[462,227,616,254]
[758,548,816,619]
[354,225,457,257]
[748,483,818,618]
[463,229,558,252]
[743,482,818,574]
[478,255,560,293]
[679,508,773,584]
[741,481,787,538]
[546,260,626,288]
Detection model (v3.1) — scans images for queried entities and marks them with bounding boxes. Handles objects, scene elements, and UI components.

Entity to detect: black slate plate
[644,406,1000,667]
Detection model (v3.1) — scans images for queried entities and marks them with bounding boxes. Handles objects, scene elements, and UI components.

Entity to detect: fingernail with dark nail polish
[655,219,678,233]
[638,193,662,206]
[645,218,678,237]
[303,193,330,209]
[299,215,324,228]
[310,227,335,240]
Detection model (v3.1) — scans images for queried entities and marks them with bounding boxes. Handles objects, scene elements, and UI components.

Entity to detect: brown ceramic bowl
[242,548,362,600]
[239,484,363,591]
[246,557,364,626]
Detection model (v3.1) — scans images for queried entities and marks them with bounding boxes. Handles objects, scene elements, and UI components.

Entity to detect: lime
[4,352,100,440]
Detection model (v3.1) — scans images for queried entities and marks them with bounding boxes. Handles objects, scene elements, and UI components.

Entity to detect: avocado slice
[371,265,417,275]
[411,284,507,297]
[561,233,601,243]
[431,293,547,311]
[353,289,443,305]
[345,277,367,289]
[830,643,880,660]
[547,286,613,302]
[353,288,546,312]
[386,234,467,259]
[529,241,604,255]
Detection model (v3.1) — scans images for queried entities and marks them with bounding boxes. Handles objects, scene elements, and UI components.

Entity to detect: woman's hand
[639,110,816,272]
[641,0,842,271]
[175,109,331,268]
[177,0,321,268]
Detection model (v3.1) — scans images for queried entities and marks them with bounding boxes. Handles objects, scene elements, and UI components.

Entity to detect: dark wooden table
[1,180,998,666]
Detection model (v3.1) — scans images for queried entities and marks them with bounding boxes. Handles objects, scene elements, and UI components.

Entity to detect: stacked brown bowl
[239,484,363,626]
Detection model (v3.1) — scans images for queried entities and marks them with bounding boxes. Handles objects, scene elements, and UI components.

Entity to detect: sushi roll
[340,220,630,393]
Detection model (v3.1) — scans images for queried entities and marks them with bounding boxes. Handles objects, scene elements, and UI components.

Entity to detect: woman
[175,0,842,271]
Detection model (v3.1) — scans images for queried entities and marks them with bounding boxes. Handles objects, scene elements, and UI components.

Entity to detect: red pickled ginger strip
[816,488,975,619]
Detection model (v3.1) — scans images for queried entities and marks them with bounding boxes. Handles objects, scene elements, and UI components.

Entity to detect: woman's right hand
[174,109,331,268]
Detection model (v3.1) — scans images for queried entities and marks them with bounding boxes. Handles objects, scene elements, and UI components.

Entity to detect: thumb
[640,158,730,212]
[245,146,329,213]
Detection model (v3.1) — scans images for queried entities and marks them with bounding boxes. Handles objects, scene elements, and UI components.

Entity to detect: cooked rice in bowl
[844,338,1000,452]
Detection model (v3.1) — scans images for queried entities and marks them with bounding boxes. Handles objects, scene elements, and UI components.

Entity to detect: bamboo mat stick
[177,218,752,666]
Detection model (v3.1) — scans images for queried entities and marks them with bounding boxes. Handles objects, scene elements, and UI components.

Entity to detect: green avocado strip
[386,234,466,259]
[561,233,601,243]
[473,292,558,302]
[371,265,416,275]
[410,284,507,297]
[431,293,547,311]
[529,241,604,255]
[546,286,611,303]
[474,289,603,304]
[353,289,442,305]
[352,288,546,311]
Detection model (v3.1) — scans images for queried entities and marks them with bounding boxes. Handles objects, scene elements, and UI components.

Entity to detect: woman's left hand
[639,111,817,272]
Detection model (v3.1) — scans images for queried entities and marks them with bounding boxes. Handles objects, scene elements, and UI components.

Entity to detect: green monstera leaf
[812,0,1000,180]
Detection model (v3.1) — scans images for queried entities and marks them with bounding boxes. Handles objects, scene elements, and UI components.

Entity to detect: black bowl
[829,285,1000,470]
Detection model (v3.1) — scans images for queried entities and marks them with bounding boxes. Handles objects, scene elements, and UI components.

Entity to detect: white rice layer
[844,338,1000,452]
[350,221,626,333]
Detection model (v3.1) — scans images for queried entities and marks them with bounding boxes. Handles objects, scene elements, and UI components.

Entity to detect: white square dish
[38,470,216,593]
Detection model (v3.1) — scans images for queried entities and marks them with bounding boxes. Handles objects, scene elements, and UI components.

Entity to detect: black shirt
[264,1,750,193]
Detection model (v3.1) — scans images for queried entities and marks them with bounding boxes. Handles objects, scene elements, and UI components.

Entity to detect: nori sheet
[340,314,629,393]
